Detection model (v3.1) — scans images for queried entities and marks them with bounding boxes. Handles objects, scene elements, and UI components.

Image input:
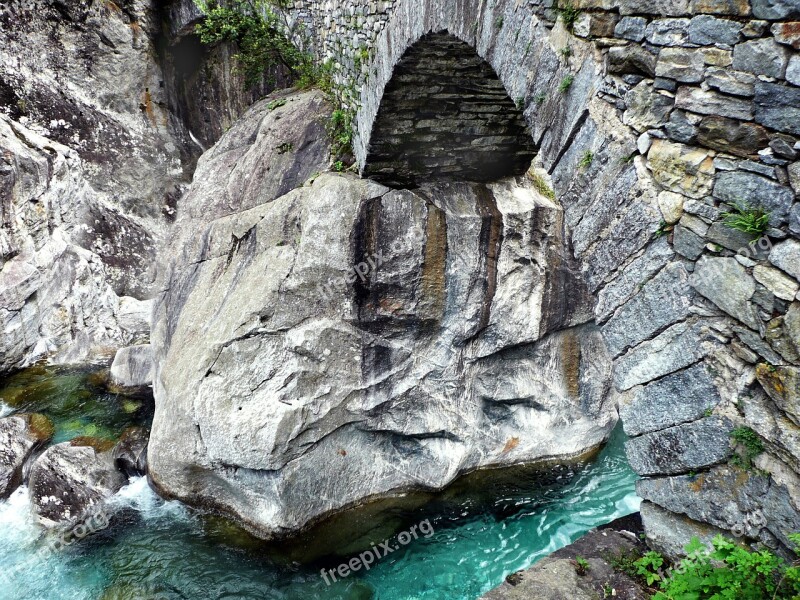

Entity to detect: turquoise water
[0,368,639,600]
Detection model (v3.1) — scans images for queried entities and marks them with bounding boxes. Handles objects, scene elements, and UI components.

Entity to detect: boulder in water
[0,413,53,498]
[113,427,148,477]
[109,345,154,394]
[29,439,126,527]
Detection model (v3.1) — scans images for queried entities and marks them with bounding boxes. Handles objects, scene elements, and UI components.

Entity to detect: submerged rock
[29,440,125,527]
[0,413,53,498]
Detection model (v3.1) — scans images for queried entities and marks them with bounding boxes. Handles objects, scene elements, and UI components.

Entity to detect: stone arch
[362,31,535,187]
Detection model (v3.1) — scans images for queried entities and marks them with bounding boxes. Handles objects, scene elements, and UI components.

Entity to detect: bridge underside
[363,32,536,188]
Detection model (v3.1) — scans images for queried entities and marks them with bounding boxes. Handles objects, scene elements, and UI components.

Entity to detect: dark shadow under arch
[363,31,536,188]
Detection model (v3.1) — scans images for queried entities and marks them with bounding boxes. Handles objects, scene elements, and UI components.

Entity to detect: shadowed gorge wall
[363,32,535,187]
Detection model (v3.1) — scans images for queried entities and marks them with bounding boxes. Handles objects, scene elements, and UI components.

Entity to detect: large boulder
[29,440,126,527]
[0,413,53,498]
[109,345,154,393]
[149,95,617,539]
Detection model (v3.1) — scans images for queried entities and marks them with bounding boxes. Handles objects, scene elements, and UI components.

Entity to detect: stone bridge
[278,0,800,557]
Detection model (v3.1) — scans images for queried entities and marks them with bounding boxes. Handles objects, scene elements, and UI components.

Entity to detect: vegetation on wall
[722,202,771,236]
[194,0,316,88]
[194,0,354,161]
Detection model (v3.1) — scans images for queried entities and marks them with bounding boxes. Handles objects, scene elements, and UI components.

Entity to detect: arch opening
[362,31,536,188]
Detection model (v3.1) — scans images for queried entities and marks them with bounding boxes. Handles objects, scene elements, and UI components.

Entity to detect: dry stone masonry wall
[278,0,800,557]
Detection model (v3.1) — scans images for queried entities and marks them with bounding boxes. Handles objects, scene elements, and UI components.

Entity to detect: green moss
[730,426,764,470]
[27,413,55,442]
[530,173,556,200]
[70,436,116,453]
[557,2,581,32]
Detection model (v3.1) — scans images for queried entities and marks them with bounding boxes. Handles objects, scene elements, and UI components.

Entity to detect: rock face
[0,0,281,372]
[0,117,151,372]
[0,413,52,499]
[29,440,126,527]
[149,88,617,538]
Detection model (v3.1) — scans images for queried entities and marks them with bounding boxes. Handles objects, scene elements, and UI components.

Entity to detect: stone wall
[279,0,800,557]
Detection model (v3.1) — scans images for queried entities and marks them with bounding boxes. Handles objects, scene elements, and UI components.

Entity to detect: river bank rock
[28,440,126,527]
[0,413,52,498]
[482,513,650,600]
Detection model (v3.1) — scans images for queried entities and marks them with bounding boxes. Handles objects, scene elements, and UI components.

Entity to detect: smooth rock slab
[149,172,618,540]
[625,416,733,476]
[620,362,721,437]
[29,441,125,527]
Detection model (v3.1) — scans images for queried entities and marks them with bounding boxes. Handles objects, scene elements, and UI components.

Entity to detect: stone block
[697,116,768,157]
[691,256,759,329]
[688,15,743,45]
[675,86,754,120]
[625,417,733,476]
[714,170,795,226]
[733,38,790,78]
[620,362,722,436]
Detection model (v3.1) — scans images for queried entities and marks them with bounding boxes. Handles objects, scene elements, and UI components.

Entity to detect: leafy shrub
[194,0,315,89]
[722,202,770,236]
[649,535,800,600]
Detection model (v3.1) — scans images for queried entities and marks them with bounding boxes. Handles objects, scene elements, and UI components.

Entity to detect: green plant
[579,150,594,169]
[534,93,546,104]
[558,74,574,93]
[635,551,664,587]
[704,407,714,417]
[333,160,346,172]
[516,96,525,110]
[328,108,354,159]
[653,535,800,599]
[495,16,504,29]
[558,2,581,32]
[267,98,287,110]
[560,45,572,57]
[722,202,771,236]
[654,220,671,239]
[194,0,312,89]
[530,173,555,200]
[574,556,590,575]
[276,141,293,154]
[730,426,764,470]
